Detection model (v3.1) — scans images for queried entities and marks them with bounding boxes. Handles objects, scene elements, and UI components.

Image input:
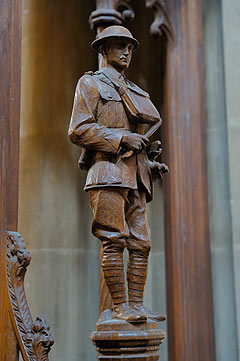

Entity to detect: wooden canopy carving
[89,0,173,40]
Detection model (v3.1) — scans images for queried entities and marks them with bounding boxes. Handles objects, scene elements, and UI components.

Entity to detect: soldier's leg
[89,187,146,322]
[126,190,165,322]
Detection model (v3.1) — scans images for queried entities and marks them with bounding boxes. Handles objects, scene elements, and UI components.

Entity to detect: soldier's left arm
[68,75,127,154]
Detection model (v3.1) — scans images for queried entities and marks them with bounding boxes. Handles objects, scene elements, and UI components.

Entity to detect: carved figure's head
[91,26,139,71]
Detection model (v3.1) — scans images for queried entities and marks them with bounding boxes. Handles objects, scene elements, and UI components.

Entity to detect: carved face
[104,38,133,71]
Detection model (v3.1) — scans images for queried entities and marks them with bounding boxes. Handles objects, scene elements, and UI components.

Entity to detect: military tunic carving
[68,26,168,323]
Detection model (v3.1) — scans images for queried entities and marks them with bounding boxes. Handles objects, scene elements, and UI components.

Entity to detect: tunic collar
[97,67,149,98]
[102,67,127,85]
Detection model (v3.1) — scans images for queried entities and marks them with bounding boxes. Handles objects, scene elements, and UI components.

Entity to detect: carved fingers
[121,133,149,152]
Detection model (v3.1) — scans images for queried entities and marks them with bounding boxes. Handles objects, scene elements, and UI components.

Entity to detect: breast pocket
[98,84,121,102]
[98,89,124,128]
[97,85,130,128]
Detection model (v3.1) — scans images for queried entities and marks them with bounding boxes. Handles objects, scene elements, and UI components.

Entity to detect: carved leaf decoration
[25,316,54,361]
[6,231,54,361]
[145,0,173,40]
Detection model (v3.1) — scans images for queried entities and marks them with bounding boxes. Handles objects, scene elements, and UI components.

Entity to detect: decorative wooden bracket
[145,0,173,40]
[6,231,54,361]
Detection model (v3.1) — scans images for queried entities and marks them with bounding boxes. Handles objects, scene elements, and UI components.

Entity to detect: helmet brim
[91,35,139,53]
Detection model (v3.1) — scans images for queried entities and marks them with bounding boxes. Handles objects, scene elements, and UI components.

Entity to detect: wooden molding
[91,309,166,360]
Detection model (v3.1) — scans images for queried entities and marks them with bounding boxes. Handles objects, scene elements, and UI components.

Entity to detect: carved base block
[90,309,166,361]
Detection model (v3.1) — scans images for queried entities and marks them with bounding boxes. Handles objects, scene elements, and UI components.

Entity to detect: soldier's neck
[105,64,125,76]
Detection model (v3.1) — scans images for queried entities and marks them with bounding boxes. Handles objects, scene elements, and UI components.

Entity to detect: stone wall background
[203,0,239,360]
[221,0,240,357]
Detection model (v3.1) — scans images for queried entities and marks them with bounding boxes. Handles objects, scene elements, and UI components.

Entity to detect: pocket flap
[98,83,121,101]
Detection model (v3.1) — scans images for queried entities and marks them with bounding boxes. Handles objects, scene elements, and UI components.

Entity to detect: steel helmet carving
[91,25,139,52]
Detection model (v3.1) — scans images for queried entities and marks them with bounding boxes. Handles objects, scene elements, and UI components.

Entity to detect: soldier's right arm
[68,75,124,154]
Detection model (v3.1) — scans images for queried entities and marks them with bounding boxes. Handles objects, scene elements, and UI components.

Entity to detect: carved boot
[102,248,147,323]
[127,251,166,322]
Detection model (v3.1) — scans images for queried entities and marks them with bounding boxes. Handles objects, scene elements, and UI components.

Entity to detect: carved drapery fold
[6,231,54,361]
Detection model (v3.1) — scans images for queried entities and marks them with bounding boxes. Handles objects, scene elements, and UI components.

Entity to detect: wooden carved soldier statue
[68,26,168,323]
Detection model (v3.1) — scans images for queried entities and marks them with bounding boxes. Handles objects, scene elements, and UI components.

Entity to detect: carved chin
[110,60,129,70]
[119,60,129,68]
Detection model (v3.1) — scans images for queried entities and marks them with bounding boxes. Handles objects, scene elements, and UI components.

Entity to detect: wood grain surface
[162,1,216,360]
[0,0,22,359]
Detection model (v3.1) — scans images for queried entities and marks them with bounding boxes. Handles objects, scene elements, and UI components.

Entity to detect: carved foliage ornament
[25,316,54,361]
[6,231,54,361]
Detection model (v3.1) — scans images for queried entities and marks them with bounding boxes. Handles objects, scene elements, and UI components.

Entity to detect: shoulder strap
[126,80,150,98]
[95,69,127,95]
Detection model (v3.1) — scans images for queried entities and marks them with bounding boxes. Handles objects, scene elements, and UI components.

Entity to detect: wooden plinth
[90,309,166,361]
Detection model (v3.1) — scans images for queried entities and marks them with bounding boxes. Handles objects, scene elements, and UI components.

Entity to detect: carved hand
[149,161,169,181]
[121,133,149,152]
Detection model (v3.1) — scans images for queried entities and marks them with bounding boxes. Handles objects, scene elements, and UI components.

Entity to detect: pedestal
[90,309,166,361]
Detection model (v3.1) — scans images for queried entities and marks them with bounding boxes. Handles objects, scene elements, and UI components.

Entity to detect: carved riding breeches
[89,187,151,255]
